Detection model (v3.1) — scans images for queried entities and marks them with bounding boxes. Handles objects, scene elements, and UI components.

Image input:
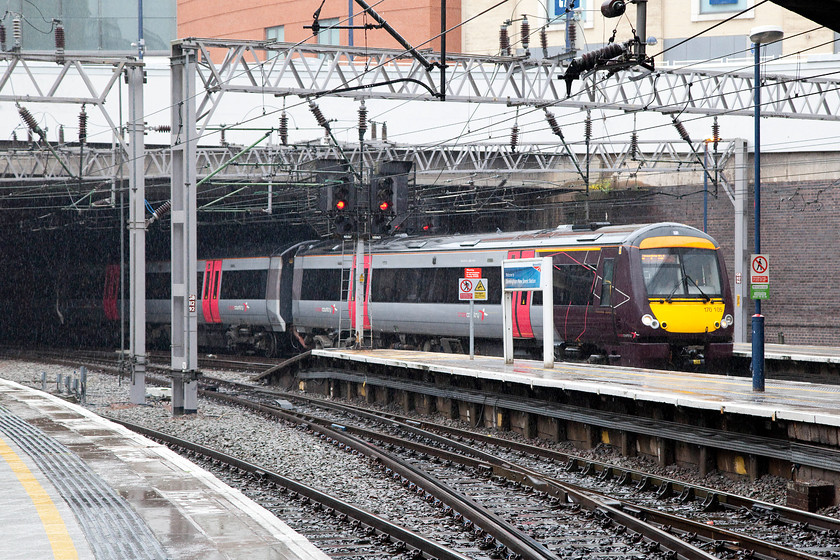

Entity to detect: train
[97,222,734,370]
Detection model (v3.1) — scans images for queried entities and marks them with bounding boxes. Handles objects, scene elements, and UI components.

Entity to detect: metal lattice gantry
[182,37,840,135]
[0,50,149,405]
[0,139,737,183]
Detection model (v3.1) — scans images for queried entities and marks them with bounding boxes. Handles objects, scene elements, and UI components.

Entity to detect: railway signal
[370,160,412,235]
[312,159,357,236]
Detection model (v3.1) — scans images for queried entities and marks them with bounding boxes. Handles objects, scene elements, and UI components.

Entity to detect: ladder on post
[336,238,354,347]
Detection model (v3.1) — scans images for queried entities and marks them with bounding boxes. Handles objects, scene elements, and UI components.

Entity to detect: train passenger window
[146,272,171,299]
[220,270,268,299]
[600,259,614,307]
[301,268,343,300]
[552,264,595,306]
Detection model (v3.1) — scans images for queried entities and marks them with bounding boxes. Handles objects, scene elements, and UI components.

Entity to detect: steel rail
[108,417,473,560]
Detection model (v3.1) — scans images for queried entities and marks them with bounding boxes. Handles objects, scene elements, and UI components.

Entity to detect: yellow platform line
[0,436,77,560]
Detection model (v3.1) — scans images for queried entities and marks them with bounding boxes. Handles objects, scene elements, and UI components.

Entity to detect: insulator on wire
[308,100,330,131]
[520,16,530,54]
[358,101,368,143]
[220,127,227,145]
[279,112,288,146]
[712,117,720,151]
[510,124,519,152]
[630,131,639,160]
[12,18,21,50]
[567,19,577,50]
[58,125,65,144]
[0,22,6,51]
[146,200,172,227]
[672,117,691,143]
[154,124,172,133]
[78,106,88,144]
[18,106,40,134]
[54,21,65,63]
[584,110,592,143]
[11,131,17,148]
[540,26,548,58]
[544,109,564,139]
[381,122,387,142]
[371,121,377,140]
[27,129,32,143]
[499,24,510,56]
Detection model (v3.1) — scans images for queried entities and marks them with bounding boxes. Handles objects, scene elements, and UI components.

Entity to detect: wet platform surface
[0,378,332,560]
[733,342,840,365]
[314,348,840,427]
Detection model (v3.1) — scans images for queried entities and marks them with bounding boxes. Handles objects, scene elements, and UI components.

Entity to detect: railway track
[6,349,840,559]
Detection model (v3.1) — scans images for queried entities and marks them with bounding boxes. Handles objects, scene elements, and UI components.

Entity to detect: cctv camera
[601,0,626,18]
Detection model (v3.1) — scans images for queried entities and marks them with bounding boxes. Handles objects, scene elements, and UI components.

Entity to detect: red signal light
[378,200,390,211]
[335,199,347,211]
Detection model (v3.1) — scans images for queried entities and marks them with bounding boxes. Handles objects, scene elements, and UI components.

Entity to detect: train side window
[553,263,595,306]
[300,268,343,300]
[146,271,171,299]
[220,270,268,299]
[600,259,614,307]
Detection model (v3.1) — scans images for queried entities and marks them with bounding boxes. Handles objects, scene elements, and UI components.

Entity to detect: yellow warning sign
[473,279,487,301]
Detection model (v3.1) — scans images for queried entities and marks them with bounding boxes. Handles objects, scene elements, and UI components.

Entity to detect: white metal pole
[503,291,514,364]
[469,299,475,359]
[354,238,365,347]
[542,256,554,368]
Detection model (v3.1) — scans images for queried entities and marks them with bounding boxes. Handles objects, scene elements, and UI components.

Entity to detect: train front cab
[619,226,734,371]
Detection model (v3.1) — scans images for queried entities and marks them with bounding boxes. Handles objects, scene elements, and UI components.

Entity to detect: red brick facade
[177,0,460,52]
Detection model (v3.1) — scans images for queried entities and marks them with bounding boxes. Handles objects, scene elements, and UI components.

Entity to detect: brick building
[177,0,461,53]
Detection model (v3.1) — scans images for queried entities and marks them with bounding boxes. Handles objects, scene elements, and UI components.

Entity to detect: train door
[103,264,120,321]
[507,249,535,338]
[348,254,371,330]
[201,260,223,324]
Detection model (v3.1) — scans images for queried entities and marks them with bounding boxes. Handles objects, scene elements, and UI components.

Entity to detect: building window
[692,0,753,21]
[266,25,284,42]
[547,0,588,25]
[317,17,340,46]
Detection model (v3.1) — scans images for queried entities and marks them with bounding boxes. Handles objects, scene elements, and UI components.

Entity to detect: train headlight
[642,314,659,329]
[721,314,734,328]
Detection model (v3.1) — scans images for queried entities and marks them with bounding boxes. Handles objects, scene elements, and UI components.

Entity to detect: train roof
[296,222,718,256]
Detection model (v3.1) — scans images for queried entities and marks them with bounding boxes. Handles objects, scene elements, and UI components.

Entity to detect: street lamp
[749,25,783,392]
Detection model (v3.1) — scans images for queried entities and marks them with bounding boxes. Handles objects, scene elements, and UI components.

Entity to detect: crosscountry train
[100,222,734,370]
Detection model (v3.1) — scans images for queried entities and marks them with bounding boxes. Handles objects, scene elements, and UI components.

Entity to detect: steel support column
[733,138,749,344]
[170,42,200,414]
[127,65,147,404]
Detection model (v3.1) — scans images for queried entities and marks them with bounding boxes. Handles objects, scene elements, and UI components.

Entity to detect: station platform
[0,378,331,560]
[733,342,840,366]
[312,348,840,428]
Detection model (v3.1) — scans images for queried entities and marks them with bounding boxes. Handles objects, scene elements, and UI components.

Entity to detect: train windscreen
[641,248,723,299]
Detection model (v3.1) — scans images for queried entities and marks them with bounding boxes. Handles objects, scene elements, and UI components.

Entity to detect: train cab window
[642,248,723,298]
[600,259,614,307]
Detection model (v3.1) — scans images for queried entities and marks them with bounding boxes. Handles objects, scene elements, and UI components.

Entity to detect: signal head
[335,199,347,211]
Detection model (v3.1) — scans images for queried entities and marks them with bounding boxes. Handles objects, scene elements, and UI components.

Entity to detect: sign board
[464,268,482,279]
[459,278,488,301]
[750,254,769,285]
[503,262,542,290]
[750,284,769,300]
